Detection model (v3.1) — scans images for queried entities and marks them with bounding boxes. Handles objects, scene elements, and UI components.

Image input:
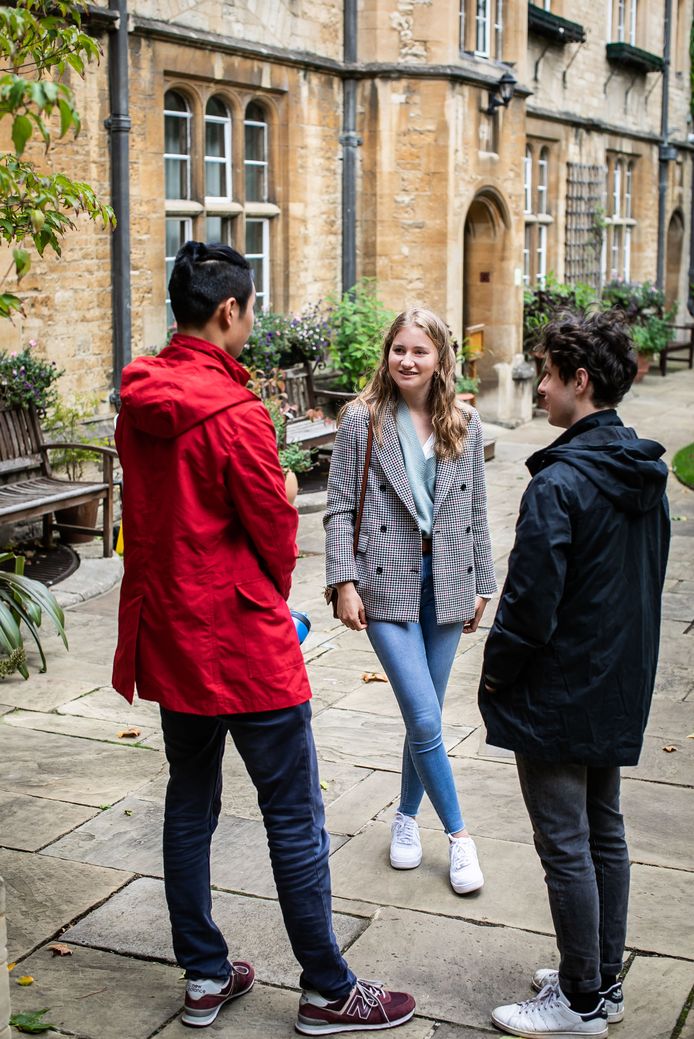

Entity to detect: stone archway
[463,188,518,385]
[665,209,685,312]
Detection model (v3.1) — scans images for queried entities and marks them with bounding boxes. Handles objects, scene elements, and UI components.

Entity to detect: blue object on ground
[291,609,311,645]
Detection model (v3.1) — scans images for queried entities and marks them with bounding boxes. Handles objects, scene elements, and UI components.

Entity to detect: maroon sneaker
[182,961,255,1027]
[295,978,416,1034]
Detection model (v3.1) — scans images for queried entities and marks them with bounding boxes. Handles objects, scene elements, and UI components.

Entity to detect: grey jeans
[516,756,630,994]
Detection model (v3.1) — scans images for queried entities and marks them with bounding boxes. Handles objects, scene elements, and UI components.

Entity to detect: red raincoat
[111,334,311,715]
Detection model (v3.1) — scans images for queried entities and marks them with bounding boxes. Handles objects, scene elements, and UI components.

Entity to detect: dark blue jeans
[160,700,355,999]
[516,756,630,994]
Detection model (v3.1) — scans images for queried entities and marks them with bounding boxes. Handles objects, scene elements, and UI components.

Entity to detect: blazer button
[466,525,471,534]
[376,566,383,574]
[461,483,467,491]
[380,484,387,491]
[467,565,473,574]
[380,524,387,532]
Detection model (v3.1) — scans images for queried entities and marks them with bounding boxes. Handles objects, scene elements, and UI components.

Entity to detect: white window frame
[523,225,532,286]
[537,149,549,216]
[245,217,270,308]
[244,108,269,203]
[537,224,547,288]
[494,0,503,59]
[524,148,533,214]
[164,93,192,201]
[204,99,233,204]
[165,216,193,325]
[628,0,637,45]
[624,161,633,219]
[475,0,491,57]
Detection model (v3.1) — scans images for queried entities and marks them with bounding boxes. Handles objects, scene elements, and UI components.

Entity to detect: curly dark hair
[538,308,638,408]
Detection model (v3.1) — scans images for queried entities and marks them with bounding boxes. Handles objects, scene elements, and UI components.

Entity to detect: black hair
[539,308,638,408]
[168,241,254,327]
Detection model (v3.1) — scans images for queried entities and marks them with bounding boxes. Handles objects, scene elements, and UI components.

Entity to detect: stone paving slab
[652,663,694,700]
[344,905,557,1029]
[611,953,694,1039]
[0,792,97,852]
[157,981,434,1039]
[2,708,160,747]
[304,664,363,713]
[335,678,484,732]
[310,646,385,673]
[622,733,694,786]
[622,777,694,870]
[380,758,533,847]
[57,686,161,726]
[628,862,694,959]
[8,943,181,1039]
[432,1026,496,1038]
[328,821,553,934]
[45,795,347,898]
[645,696,694,736]
[326,769,401,835]
[0,848,131,960]
[0,661,113,711]
[312,708,473,771]
[0,726,163,807]
[62,877,367,988]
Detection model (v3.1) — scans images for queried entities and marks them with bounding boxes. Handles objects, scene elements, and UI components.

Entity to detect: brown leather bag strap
[352,418,373,556]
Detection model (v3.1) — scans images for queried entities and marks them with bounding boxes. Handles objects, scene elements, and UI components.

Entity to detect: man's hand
[463,595,490,635]
[483,674,501,694]
[337,582,367,631]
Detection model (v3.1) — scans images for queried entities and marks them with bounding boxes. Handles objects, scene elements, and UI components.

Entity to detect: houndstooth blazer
[324,402,497,624]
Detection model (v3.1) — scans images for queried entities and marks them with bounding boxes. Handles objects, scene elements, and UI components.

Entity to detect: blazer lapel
[432,455,458,524]
[374,411,419,523]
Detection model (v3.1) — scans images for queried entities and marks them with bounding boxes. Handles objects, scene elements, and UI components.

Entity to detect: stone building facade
[0,0,691,412]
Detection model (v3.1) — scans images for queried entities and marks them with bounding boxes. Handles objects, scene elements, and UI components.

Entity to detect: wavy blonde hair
[349,308,469,460]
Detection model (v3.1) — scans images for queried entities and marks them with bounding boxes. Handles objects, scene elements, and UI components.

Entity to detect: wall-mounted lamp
[485,71,517,115]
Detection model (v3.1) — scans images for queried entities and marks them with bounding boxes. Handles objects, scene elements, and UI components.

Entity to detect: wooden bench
[660,323,694,376]
[283,361,353,451]
[0,405,117,558]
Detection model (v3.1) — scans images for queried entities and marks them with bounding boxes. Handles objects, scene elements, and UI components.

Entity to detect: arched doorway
[665,209,685,312]
[463,188,518,385]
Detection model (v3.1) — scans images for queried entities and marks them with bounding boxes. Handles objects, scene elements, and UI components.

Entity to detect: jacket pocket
[234,579,303,679]
[356,532,369,554]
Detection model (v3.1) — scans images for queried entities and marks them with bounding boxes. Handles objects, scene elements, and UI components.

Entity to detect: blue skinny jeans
[366,553,465,833]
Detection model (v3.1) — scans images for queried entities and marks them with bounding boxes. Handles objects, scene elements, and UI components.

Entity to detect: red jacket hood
[119,334,255,438]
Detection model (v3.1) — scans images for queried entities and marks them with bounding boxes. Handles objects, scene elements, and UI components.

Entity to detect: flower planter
[54,498,100,543]
[634,352,652,383]
[284,470,299,505]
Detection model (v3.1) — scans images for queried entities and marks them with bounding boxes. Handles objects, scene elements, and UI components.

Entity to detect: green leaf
[12,247,31,280]
[11,113,33,156]
[9,1008,57,1034]
[0,600,23,649]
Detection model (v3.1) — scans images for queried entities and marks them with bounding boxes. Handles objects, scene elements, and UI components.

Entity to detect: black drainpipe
[341,0,359,292]
[656,0,673,290]
[106,0,132,405]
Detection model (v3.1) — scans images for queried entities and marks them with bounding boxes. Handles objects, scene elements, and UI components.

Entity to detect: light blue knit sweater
[395,399,437,537]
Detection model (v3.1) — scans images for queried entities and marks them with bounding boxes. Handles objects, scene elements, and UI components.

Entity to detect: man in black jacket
[480,310,670,1039]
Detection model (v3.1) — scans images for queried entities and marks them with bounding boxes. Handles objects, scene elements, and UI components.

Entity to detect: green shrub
[523,275,597,355]
[0,342,63,415]
[327,280,394,390]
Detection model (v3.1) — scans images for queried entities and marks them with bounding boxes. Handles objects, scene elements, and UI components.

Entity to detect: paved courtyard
[1,367,693,1039]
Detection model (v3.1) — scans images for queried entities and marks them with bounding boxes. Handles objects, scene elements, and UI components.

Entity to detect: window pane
[164,90,187,113]
[165,113,188,156]
[623,227,631,280]
[523,225,532,285]
[524,149,533,213]
[206,216,233,245]
[206,96,227,119]
[166,217,191,325]
[245,163,267,202]
[205,160,226,199]
[246,101,265,123]
[476,0,490,54]
[537,224,547,287]
[537,149,549,215]
[245,219,268,305]
[625,163,633,218]
[629,0,637,44]
[165,157,189,200]
[245,122,265,163]
[205,119,226,158]
[495,0,503,57]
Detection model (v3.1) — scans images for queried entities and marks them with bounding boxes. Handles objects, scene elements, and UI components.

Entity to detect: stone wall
[0,877,10,1039]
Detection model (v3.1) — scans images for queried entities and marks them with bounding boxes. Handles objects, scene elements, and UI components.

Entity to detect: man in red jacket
[113,242,415,1033]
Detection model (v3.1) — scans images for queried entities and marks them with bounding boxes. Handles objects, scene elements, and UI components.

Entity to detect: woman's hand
[336,582,368,631]
[463,595,489,635]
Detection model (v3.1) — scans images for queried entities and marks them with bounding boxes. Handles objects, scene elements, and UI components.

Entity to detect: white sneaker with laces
[389,811,422,869]
[492,983,608,1038]
[531,970,624,1023]
[448,834,484,894]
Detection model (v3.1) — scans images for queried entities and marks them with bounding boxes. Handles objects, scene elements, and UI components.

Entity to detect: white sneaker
[532,970,624,1024]
[448,835,484,894]
[389,812,422,869]
[492,983,608,1038]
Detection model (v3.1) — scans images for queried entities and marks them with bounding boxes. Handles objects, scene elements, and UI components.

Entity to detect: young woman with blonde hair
[324,307,496,893]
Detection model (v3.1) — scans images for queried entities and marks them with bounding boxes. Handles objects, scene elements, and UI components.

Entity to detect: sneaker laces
[393,815,418,846]
[516,981,561,1016]
[353,979,386,1009]
[450,837,476,871]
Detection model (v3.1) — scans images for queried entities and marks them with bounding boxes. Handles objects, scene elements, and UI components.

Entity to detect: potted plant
[455,374,480,407]
[602,281,674,381]
[0,341,62,415]
[43,395,111,542]
[246,367,315,503]
[278,443,314,504]
[0,551,67,678]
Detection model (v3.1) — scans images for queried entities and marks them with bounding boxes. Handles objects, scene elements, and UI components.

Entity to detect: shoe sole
[181,978,255,1028]
[389,856,422,870]
[490,1011,607,1039]
[295,1007,415,1034]
[451,878,484,895]
[530,980,623,1024]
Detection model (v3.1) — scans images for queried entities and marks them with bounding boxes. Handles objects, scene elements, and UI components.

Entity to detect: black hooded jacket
[480,409,670,766]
